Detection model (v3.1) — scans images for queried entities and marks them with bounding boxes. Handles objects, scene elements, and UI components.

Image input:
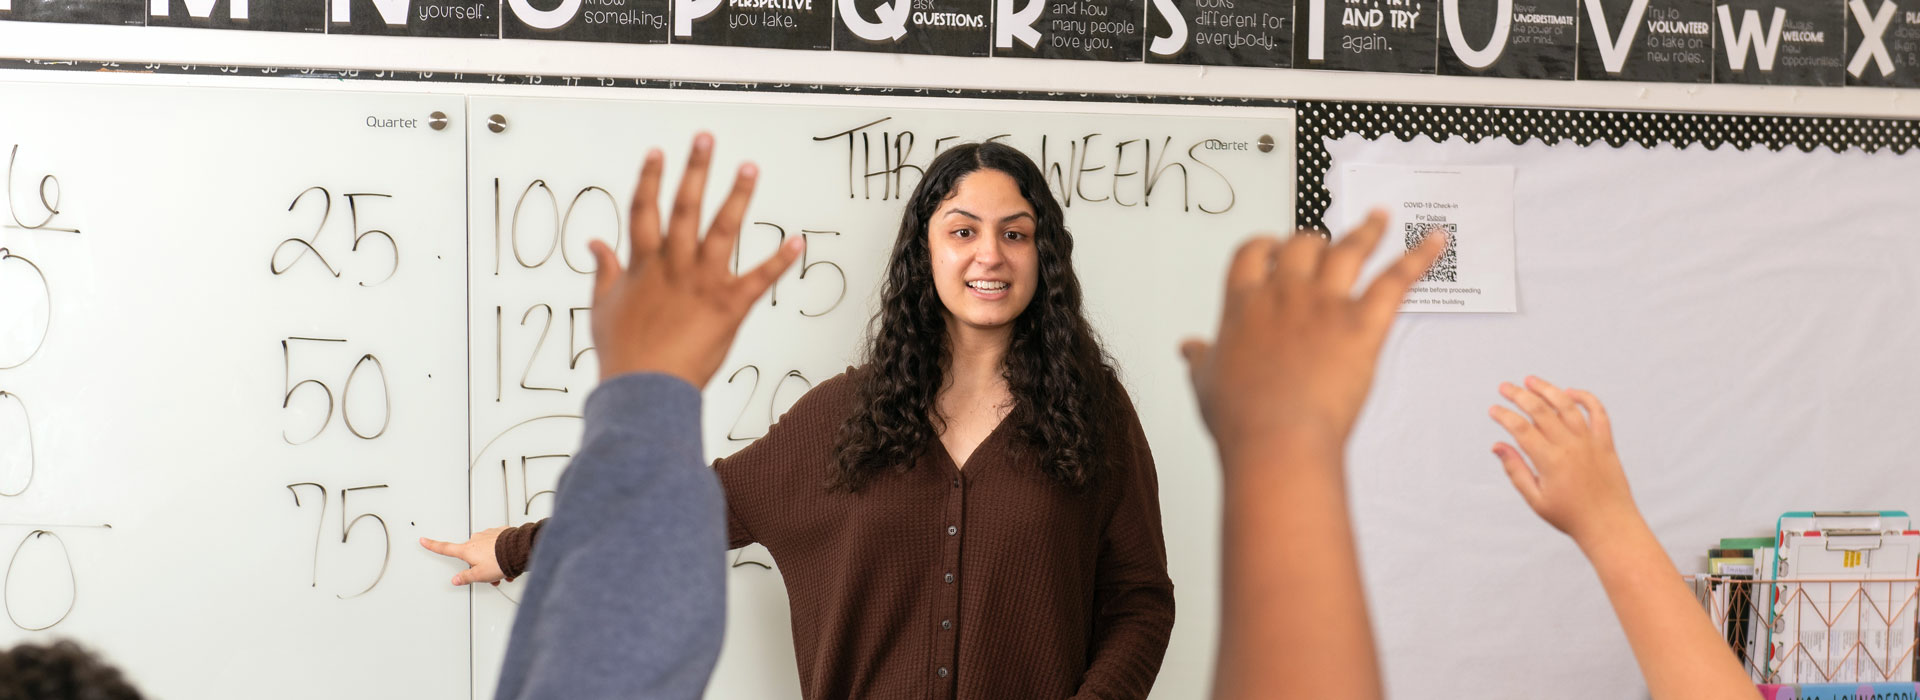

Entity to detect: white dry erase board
[1314,117,1920,698]
[0,77,1294,698]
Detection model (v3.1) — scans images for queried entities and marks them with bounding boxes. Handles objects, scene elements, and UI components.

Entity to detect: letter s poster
[1145,0,1294,66]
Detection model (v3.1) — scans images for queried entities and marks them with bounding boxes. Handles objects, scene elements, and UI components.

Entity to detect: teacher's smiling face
[927,169,1041,333]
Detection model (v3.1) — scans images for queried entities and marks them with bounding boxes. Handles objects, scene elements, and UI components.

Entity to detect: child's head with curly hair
[0,640,142,700]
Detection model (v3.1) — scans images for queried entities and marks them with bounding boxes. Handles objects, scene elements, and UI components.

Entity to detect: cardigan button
[944,572,954,584]
[937,667,949,678]
[941,619,952,630]
[947,526,957,536]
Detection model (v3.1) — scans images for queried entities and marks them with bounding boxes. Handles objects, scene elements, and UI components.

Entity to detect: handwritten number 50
[281,337,390,444]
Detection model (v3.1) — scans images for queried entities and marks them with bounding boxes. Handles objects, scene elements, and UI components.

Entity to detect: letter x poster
[1846,0,1920,86]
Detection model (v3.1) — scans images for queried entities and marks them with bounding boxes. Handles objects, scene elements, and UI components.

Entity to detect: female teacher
[426,140,1175,700]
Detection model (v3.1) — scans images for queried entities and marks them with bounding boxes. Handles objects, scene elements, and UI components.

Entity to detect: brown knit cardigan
[495,368,1175,700]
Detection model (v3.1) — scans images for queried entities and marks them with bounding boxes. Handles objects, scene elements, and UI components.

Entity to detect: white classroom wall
[3,16,1919,700]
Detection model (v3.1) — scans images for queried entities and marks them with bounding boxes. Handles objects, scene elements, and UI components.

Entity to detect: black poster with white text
[1714,0,1845,84]
[674,0,833,49]
[1438,0,1576,78]
[502,0,668,42]
[1844,0,1920,85]
[147,0,324,31]
[1577,0,1714,81]
[835,0,991,55]
[1294,0,1438,72]
[0,0,142,24]
[329,0,500,36]
[993,0,1147,61]
[1146,0,1293,66]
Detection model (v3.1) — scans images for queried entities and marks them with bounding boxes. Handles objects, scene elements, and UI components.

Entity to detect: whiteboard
[1322,135,1920,699]
[0,82,470,697]
[0,78,1297,699]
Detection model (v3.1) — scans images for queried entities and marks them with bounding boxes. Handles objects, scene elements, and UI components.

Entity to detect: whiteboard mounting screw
[1257,134,1275,153]
[429,112,449,131]
[488,114,508,133]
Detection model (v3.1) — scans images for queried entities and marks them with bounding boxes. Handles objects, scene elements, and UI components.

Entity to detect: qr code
[1406,223,1458,283]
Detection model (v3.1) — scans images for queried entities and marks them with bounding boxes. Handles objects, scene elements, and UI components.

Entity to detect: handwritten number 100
[494,179,622,275]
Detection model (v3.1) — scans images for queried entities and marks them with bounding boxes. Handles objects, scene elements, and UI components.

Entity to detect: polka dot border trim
[1294,102,1920,230]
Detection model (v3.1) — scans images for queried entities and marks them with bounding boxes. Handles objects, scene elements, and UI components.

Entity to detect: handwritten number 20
[725,366,812,442]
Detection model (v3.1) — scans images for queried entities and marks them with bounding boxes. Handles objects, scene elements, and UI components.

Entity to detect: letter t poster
[1337,163,1517,313]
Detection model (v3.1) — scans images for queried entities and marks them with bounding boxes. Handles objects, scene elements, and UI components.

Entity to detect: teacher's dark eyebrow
[943,208,1035,225]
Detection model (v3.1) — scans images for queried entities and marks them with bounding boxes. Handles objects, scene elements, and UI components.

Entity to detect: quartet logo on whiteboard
[1338,163,1517,313]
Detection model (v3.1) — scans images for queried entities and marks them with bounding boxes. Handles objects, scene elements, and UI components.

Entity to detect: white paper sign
[1338,163,1517,313]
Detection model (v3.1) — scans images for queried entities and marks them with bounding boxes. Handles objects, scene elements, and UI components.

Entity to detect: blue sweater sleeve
[494,373,726,700]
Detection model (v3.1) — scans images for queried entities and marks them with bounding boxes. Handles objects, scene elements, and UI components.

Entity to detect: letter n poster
[328,0,501,36]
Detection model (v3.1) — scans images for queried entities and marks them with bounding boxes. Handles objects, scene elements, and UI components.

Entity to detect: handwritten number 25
[270,187,399,286]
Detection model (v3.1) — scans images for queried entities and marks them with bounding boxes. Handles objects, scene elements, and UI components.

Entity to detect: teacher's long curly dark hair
[831,141,1121,493]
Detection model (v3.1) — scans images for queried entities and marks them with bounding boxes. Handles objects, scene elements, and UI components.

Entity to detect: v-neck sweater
[495,367,1175,700]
